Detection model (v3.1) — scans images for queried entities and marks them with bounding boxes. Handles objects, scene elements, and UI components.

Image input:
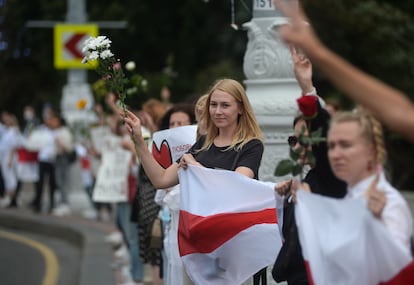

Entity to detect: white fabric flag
[178,165,282,285]
[295,190,414,285]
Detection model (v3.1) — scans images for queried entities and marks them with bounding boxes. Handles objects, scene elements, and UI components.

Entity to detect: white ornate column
[243,1,299,183]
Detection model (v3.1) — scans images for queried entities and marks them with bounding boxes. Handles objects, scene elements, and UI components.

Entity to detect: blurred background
[1,0,414,189]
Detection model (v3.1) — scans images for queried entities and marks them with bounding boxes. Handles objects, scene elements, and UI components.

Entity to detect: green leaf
[274,159,295,176]
[292,164,303,176]
[290,147,302,160]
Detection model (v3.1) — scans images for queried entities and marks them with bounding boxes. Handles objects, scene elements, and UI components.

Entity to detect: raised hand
[290,45,313,94]
[273,0,322,56]
[123,110,144,145]
[365,174,386,218]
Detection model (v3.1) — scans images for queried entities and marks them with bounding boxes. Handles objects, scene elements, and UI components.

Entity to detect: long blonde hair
[200,79,263,151]
[330,108,386,165]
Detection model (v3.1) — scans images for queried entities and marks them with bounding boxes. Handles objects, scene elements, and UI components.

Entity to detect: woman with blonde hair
[327,109,413,254]
[124,78,263,186]
[124,78,265,283]
[194,94,208,139]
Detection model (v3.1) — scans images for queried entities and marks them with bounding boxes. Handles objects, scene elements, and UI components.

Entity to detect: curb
[0,209,115,285]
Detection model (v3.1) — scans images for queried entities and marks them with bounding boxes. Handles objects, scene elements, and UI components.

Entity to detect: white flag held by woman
[178,165,282,285]
[295,190,414,285]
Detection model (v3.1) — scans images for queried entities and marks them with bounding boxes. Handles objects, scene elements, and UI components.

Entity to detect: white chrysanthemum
[83,36,112,52]
[141,79,148,87]
[95,36,112,49]
[125,61,136,71]
[82,37,94,52]
[100,49,114,59]
[88,51,99,60]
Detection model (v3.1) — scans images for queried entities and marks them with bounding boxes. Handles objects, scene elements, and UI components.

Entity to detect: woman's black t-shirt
[188,136,264,180]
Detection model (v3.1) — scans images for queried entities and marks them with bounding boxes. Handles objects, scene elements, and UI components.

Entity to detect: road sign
[54,24,98,69]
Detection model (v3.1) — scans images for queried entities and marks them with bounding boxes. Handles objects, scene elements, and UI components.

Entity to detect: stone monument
[243,1,300,183]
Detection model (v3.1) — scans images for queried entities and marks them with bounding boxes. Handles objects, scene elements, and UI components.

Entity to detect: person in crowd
[10,105,41,208]
[51,111,75,216]
[81,101,114,221]
[32,108,59,213]
[326,110,413,254]
[324,97,342,117]
[273,0,414,142]
[272,47,347,284]
[21,105,40,135]
[110,115,145,285]
[154,103,196,285]
[123,78,265,284]
[194,94,209,140]
[141,98,169,134]
[0,113,6,200]
[0,112,21,207]
[107,94,166,285]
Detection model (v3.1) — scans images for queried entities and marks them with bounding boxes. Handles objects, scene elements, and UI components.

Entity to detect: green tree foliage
[1,0,414,189]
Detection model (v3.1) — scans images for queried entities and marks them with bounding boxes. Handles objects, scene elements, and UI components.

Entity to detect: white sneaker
[114,245,130,264]
[120,265,131,281]
[52,204,72,216]
[105,231,123,247]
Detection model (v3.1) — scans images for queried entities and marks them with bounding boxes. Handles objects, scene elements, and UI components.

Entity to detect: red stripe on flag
[304,260,315,285]
[17,148,38,162]
[80,157,90,169]
[381,260,414,285]
[178,208,277,256]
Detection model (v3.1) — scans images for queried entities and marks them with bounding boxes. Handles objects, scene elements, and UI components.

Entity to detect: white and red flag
[16,147,39,183]
[178,165,282,285]
[295,190,414,285]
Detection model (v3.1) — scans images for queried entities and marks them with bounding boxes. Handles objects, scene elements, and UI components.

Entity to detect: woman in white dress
[0,112,22,207]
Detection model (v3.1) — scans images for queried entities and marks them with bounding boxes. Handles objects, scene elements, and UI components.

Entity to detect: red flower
[297,95,318,118]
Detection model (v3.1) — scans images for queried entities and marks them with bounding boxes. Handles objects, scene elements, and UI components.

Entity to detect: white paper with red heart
[152,125,198,169]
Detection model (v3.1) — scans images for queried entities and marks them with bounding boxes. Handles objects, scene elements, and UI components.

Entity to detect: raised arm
[123,110,179,189]
[274,0,414,142]
[291,45,314,94]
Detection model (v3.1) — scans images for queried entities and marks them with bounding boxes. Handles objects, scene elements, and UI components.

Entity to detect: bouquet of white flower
[82,36,129,112]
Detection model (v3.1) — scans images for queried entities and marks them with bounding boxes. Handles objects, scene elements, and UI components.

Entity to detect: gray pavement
[0,162,153,285]
[1,160,414,285]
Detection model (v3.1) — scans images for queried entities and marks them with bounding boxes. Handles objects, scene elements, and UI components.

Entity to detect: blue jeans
[116,202,144,281]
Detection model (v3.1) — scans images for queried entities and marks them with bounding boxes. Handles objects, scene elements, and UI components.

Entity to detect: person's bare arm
[274,0,414,141]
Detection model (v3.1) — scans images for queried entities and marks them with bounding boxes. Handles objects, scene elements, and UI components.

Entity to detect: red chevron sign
[64,33,86,59]
[54,24,98,69]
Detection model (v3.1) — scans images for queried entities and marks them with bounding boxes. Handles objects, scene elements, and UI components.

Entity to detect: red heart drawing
[152,139,173,169]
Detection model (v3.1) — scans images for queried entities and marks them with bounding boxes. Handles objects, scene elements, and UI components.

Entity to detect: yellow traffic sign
[54,24,98,69]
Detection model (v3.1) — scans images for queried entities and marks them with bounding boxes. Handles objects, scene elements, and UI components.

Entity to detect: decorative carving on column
[242,3,300,186]
[243,20,294,79]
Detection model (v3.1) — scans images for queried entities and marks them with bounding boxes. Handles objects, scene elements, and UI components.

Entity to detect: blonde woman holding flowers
[124,78,265,284]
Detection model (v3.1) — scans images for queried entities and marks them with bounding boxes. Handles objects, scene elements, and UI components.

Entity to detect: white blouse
[347,172,413,254]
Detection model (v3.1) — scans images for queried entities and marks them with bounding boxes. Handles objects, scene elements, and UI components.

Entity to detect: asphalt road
[0,226,81,285]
